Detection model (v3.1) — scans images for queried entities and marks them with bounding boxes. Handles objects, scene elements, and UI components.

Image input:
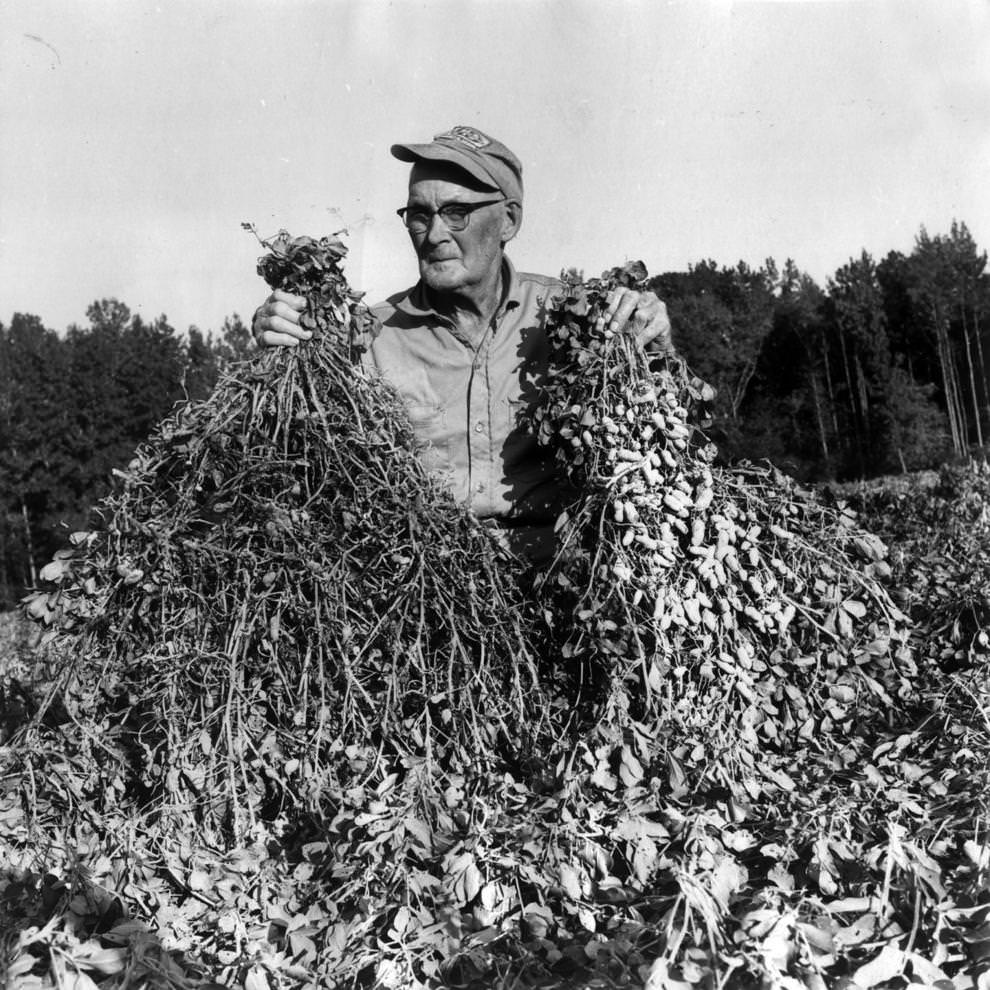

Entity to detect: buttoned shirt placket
[446,308,501,509]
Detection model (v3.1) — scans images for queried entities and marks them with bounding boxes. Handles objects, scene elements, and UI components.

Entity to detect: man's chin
[421,260,466,292]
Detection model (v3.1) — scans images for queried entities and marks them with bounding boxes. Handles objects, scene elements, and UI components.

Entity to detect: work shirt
[366,257,570,561]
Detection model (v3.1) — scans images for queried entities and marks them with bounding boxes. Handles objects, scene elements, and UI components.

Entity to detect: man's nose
[423,212,451,242]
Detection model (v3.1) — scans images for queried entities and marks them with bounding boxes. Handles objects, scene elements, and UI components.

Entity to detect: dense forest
[0,305,253,605]
[1,221,987,606]
[652,221,989,481]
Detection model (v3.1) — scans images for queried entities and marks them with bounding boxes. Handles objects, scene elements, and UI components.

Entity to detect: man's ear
[501,199,523,244]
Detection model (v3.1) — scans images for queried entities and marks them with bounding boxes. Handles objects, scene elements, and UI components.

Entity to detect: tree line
[1,221,987,606]
[0,301,252,606]
[651,221,988,481]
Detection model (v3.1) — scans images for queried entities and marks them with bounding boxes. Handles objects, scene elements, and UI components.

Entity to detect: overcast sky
[2,0,988,335]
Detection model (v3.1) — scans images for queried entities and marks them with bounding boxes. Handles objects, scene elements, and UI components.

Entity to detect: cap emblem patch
[436,125,491,150]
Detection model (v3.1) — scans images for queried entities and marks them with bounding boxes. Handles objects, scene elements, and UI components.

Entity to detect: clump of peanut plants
[18,230,551,839]
[529,264,915,800]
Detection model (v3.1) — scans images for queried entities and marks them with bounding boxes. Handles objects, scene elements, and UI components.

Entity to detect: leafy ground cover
[1,243,988,989]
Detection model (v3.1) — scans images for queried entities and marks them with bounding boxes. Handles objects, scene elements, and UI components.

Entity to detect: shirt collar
[395,256,522,322]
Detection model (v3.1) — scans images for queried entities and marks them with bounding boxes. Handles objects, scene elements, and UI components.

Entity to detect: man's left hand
[598,288,674,352]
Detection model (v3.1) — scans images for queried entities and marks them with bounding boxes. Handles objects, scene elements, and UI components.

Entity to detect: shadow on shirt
[496,320,579,567]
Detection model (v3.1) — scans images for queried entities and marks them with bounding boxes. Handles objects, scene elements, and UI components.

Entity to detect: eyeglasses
[396,198,505,234]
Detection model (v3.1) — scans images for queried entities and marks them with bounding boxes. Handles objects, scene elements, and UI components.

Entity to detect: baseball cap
[391,126,523,203]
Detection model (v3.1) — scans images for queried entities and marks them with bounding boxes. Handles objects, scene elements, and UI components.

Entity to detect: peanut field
[1,240,988,990]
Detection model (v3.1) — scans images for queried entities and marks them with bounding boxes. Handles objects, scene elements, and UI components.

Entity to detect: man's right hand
[252,290,311,347]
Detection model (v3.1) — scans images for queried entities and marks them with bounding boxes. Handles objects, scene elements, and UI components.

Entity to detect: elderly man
[253,126,672,561]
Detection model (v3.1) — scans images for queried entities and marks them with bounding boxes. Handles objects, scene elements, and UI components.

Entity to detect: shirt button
[476,483,484,493]
[474,422,484,434]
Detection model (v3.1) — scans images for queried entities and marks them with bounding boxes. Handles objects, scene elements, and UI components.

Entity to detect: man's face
[405,162,521,296]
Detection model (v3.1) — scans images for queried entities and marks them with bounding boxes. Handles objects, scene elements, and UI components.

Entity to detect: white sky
[2,0,989,335]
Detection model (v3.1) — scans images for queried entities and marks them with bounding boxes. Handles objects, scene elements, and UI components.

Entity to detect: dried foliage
[2,247,989,990]
[529,265,915,794]
[17,230,550,835]
[841,461,990,669]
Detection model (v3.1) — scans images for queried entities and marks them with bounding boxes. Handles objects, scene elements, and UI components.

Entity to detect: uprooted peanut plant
[1,238,988,990]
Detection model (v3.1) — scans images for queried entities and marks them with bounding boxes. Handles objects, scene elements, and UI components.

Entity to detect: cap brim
[390,142,501,192]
